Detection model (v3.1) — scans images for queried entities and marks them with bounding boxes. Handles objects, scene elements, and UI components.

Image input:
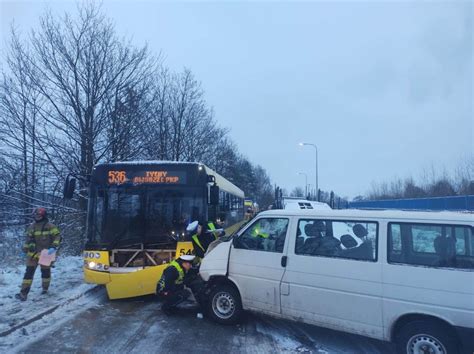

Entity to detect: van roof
[259,208,473,224]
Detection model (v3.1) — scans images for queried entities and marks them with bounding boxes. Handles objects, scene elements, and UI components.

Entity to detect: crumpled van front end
[199,239,244,325]
[199,240,232,281]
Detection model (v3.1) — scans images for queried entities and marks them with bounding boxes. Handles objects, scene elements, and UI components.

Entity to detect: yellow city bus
[69,161,245,299]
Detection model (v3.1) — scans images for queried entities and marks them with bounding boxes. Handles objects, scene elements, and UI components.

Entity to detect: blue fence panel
[348,195,474,211]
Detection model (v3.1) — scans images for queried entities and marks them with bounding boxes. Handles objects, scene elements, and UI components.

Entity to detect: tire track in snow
[0,286,100,338]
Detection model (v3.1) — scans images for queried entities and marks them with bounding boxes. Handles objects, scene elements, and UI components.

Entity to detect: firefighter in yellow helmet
[15,207,61,301]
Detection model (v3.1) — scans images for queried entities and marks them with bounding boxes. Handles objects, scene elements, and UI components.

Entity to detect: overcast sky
[1,0,472,198]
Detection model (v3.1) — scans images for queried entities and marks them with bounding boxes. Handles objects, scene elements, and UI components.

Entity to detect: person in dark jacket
[188,221,216,260]
[16,207,61,301]
[208,213,226,238]
[156,255,195,315]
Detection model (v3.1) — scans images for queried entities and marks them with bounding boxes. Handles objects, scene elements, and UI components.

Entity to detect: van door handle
[281,256,287,267]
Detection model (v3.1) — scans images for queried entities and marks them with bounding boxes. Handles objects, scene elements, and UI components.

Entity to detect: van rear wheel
[207,284,242,325]
[395,320,458,354]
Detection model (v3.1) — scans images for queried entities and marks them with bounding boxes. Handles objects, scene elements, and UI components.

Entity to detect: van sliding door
[280,218,384,339]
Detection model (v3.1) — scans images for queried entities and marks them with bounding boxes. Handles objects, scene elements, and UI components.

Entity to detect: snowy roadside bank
[0,256,95,336]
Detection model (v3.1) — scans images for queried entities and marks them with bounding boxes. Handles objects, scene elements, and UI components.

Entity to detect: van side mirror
[210,185,219,205]
[63,176,76,199]
[232,236,240,248]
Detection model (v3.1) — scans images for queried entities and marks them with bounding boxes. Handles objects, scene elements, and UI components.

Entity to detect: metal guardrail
[348,195,474,211]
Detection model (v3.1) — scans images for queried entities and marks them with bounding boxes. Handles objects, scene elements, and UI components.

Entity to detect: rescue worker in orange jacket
[15,207,61,301]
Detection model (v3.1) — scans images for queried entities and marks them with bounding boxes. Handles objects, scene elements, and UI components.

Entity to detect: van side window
[388,223,474,270]
[295,219,378,261]
[390,224,402,252]
[234,218,289,253]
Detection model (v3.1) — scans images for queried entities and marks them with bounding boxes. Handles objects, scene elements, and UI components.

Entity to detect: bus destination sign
[107,170,186,185]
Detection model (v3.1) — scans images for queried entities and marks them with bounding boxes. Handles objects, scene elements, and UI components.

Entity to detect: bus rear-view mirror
[63,176,76,199]
[210,185,219,205]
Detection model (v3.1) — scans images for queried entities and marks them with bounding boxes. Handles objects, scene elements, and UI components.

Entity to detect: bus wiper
[109,229,130,249]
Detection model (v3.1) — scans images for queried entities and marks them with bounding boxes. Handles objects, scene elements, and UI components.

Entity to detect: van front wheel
[207,284,242,325]
[396,320,458,354]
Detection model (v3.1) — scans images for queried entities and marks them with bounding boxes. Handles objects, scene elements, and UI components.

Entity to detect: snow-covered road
[2,289,395,353]
[1,257,395,353]
[0,257,95,336]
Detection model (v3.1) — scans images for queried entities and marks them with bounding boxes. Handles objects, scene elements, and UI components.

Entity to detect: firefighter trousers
[20,257,51,295]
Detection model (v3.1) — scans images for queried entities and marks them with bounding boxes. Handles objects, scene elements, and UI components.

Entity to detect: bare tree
[0,28,45,221]
[455,155,474,195]
[20,3,156,207]
[403,177,426,198]
[0,2,279,257]
[143,68,173,160]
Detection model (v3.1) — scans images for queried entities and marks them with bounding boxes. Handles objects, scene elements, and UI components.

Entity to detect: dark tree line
[0,3,274,254]
[287,186,347,209]
[361,159,474,201]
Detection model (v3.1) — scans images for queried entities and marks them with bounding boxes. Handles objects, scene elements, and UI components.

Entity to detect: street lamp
[299,142,318,201]
[297,172,308,198]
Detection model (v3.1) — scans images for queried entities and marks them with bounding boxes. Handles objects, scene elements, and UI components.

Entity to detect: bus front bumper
[84,267,111,284]
[84,265,168,299]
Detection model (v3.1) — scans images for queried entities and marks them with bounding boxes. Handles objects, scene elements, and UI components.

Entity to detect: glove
[47,247,56,255]
[19,252,27,258]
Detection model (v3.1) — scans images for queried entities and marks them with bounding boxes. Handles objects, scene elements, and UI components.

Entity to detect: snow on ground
[1,289,103,353]
[256,321,314,353]
[0,256,94,336]
[255,317,330,353]
[0,226,25,268]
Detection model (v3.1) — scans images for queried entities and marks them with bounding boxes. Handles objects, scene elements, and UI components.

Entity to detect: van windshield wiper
[221,221,249,242]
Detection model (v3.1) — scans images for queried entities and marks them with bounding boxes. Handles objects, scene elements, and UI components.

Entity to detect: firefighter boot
[41,266,51,294]
[15,291,28,301]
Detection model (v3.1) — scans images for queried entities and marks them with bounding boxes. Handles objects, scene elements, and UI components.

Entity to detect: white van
[282,197,331,211]
[199,209,474,354]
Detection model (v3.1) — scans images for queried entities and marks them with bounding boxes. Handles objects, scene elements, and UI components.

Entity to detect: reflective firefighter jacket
[23,220,61,258]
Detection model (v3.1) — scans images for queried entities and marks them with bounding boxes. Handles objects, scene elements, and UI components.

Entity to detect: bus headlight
[86,261,108,271]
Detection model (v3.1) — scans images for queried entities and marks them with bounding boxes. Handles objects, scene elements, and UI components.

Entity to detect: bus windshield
[88,186,206,248]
